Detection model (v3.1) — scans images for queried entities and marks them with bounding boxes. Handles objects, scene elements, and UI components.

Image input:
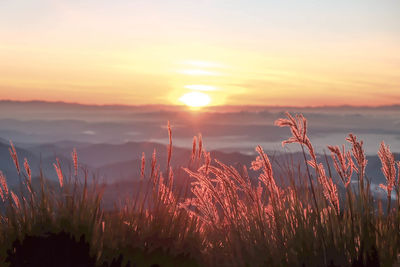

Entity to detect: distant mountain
[1,99,399,187]
[0,140,38,183]
[1,99,399,111]
[0,136,395,210]
[0,139,74,186]
[1,100,400,155]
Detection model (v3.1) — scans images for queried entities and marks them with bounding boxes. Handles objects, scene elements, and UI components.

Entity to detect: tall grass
[0,112,400,266]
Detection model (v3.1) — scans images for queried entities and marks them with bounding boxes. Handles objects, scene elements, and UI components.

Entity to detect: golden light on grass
[179,91,211,108]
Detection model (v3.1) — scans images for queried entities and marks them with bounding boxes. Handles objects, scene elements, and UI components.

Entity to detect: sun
[179,92,211,108]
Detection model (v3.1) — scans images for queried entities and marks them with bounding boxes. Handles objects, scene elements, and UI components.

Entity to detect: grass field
[1,112,399,267]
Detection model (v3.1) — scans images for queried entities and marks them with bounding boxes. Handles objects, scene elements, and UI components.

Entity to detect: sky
[0,0,399,107]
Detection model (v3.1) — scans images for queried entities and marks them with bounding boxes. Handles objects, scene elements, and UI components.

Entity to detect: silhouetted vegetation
[1,113,400,266]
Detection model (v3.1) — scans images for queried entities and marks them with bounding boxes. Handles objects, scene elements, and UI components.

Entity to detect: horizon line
[1,99,400,110]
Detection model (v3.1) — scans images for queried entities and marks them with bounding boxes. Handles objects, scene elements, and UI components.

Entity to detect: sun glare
[179,92,211,108]
[184,85,217,91]
[178,69,219,76]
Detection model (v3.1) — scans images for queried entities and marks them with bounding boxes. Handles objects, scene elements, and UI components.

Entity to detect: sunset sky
[0,0,399,107]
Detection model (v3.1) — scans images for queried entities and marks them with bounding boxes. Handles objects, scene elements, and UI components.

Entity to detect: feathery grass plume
[398,161,400,193]
[250,156,263,171]
[274,112,316,160]
[309,161,340,214]
[167,121,172,171]
[159,169,176,206]
[53,158,64,187]
[275,112,341,213]
[198,134,203,159]
[274,112,319,193]
[274,112,321,217]
[0,186,3,202]
[378,141,396,193]
[23,158,32,183]
[255,147,275,189]
[203,151,211,174]
[255,146,272,176]
[191,136,197,161]
[151,148,157,178]
[72,148,78,176]
[255,145,282,210]
[378,141,397,212]
[180,181,219,225]
[319,206,333,224]
[10,191,20,209]
[141,152,146,179]
[9,140,20,175]
[328,145,355,188]
[167,166,174,191]
[0,171,9,197]
[346,134,367,190]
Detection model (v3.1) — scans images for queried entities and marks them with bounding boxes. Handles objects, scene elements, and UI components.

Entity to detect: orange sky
[0,0,399,107]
